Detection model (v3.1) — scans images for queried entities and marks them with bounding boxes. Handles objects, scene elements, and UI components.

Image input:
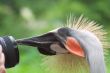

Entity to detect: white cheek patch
[50,44,68,54]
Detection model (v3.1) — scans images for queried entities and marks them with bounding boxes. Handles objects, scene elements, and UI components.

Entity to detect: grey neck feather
[70,30,106,73]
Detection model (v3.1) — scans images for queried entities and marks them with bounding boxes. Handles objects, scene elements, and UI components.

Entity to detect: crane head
[36,27,106,73]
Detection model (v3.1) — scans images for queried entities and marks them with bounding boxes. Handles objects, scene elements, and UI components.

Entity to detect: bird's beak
[17,32,58,55]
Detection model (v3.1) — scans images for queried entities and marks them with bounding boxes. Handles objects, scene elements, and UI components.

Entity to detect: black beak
[16,31,66,55]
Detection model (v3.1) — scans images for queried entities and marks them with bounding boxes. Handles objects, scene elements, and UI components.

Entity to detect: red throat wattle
[65,37,85,57]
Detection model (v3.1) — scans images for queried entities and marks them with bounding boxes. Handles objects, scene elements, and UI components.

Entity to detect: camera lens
[0,36,19,68]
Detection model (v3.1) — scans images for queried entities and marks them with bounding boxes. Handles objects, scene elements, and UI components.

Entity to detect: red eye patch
[65,37,85,57]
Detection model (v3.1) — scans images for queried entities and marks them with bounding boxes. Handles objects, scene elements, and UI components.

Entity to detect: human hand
[0,45,6,73]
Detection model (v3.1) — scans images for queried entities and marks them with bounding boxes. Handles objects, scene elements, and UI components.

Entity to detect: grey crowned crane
[17,16,109,73]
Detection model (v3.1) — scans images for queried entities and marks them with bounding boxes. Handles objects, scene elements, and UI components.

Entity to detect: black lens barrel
[0,36,19,68]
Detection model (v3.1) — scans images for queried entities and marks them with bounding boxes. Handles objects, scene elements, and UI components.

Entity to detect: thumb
[0,45,6,73]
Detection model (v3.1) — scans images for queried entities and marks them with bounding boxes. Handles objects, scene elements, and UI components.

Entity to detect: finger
[0,45,3,58]
[0,53,5,66]
[0,66,6,73]
[0,53,6,73]
[0,45,2,54]
[0,45,6,73]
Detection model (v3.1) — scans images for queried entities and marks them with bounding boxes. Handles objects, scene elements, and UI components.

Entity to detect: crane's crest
[42,15,109,73]
[66,15,109,50]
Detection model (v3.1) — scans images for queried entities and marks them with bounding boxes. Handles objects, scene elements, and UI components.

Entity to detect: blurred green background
[0,0,110,73]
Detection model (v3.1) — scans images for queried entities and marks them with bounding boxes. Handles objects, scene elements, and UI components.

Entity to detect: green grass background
[0,0,110,73]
